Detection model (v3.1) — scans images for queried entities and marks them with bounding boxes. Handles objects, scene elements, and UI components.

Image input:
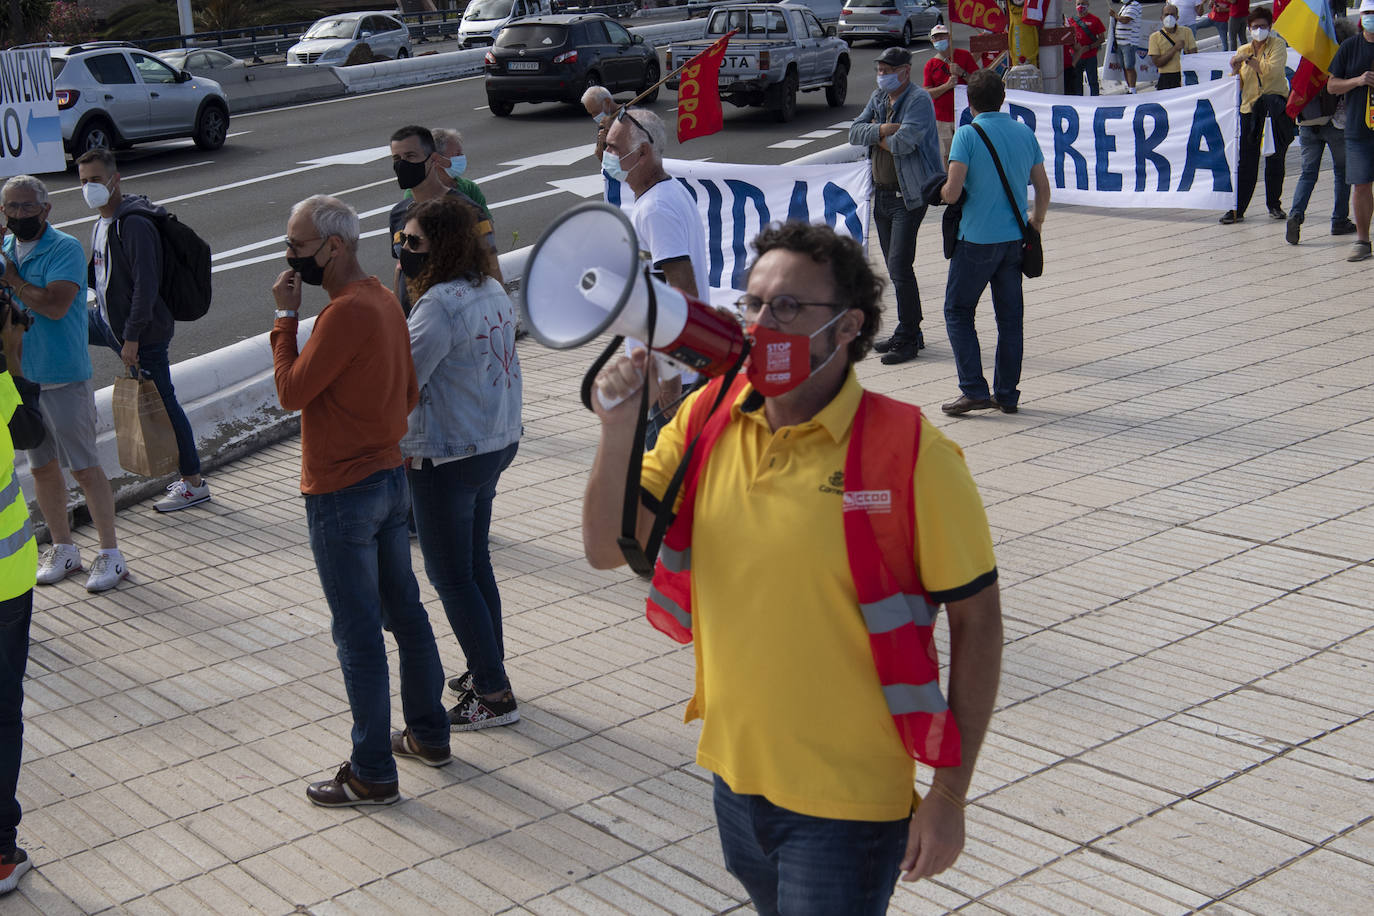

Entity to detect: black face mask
[6,215,43,242]
[397,248,428,280]
[393,158,428,190]
[287,240,331,287]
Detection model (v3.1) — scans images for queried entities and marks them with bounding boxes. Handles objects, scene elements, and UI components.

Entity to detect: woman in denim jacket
[399,196,523,732]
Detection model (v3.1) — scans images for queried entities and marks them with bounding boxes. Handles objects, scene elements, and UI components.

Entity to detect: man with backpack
[75,149,209,513]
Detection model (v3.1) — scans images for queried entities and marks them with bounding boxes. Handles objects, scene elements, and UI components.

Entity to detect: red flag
[1286,56,1328,120]
[677,29,737,143]
[949,0,1007,33]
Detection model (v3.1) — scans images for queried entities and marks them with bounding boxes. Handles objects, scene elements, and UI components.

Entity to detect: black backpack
[118,211,213,321]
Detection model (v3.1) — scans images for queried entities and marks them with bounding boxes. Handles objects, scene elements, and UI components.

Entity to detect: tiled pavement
[7,170,1373,914]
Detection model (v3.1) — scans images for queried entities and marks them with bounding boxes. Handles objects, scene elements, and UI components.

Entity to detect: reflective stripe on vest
[0,474,31,560]
[644,380,963,768]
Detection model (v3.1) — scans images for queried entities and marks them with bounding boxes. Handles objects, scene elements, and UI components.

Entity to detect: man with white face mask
[76,149,209,524]
[583,221,1002,915]
[582,84,618,161]
[1148,4,1198,91]
[849,46,942,366]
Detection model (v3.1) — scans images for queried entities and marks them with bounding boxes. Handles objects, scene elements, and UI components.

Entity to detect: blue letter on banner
[725,180,770,290]
[1132,103,1170,192]
[1179,99,1231,193]
[1052,105,1089,190]
[1093,106,1125,192]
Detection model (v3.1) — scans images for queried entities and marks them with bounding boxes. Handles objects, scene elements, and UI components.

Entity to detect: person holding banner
[1066,1,1107,95]
[1149,5,1199,90]
[940,70,1050,416]
[1326,0,1374,262]
[849,46,944,366]
[1221,6,1295,224]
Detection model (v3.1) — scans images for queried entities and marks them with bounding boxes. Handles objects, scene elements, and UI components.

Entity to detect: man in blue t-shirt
[0,176,128,594]
[1327,1,1374,262]
[939,70,1050,417]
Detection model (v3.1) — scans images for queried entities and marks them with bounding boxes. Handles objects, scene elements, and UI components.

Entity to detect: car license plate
[722,55,756,70]
[507,61,539,71]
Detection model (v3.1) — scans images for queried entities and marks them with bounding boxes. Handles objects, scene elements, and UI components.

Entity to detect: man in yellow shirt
[582,222,1003,914]
[1220,6,1294,224]
[1148,4,1198,91]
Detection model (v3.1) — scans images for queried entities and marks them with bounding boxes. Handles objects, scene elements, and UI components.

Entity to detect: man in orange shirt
[271,195,452,807]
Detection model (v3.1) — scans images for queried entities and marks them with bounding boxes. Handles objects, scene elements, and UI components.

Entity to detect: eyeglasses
[614,106,650,149]
[397,232,428,251]
[736,295,842,325]
[2,201,43,216]
[284,236,323,255]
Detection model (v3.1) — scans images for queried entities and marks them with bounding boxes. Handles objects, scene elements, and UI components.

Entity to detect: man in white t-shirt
[1110,0,1145,92]
[603,108,709,435]
[1174,0,1200,27]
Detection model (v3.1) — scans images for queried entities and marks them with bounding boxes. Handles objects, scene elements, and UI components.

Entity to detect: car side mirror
[826,25,837,37]
[178,69,192,82]
[632,34,644,44]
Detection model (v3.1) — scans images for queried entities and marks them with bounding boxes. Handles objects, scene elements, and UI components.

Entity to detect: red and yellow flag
[949,0,1007,34]
[677,29,737,144]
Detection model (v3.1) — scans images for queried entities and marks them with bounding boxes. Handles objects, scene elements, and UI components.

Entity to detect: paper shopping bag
[112,373,179,477]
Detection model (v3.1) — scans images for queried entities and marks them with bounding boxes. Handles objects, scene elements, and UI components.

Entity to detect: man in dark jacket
[75,149,209,513]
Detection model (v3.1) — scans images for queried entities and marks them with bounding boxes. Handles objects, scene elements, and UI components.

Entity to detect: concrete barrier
[220,65,348,113]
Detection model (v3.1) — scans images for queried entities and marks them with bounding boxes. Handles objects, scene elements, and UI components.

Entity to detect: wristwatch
[275,309,299,320]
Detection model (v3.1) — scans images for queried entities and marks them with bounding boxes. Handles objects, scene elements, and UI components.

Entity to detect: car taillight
[553,49,577,63]
[880,8,900,14]
[665,50,672,68]
[484,50,495,65]
[56,89,78,109]
[841,8,852,13]
[759,51,769,71]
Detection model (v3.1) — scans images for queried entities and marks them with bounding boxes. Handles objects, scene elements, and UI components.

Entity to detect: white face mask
[1163,15,1178,28]
[1250,27,1270,42]
[82,179,112,210]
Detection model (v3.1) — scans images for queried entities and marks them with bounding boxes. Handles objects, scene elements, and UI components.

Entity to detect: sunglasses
[398,232,428,251]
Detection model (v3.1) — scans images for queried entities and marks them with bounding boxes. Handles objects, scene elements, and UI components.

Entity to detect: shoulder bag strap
[970,122,1028,238]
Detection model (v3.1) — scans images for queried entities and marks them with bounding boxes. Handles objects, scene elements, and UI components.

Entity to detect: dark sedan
[484,14,661,116]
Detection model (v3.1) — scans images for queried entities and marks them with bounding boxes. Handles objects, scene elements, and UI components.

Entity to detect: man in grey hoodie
[75,150,208,516]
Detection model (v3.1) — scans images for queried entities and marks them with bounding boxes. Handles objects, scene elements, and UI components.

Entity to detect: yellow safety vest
[0,371,37,601]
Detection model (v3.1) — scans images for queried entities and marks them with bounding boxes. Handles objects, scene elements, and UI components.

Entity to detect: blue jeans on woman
[713,775,909,916]
[305,466,449,784]
[408,442,518,697]
[1290,122,1350,225]
[944,239,1025,408]
[88,310,201,477]
[0,590,32,857]
[1194,18,1228,50]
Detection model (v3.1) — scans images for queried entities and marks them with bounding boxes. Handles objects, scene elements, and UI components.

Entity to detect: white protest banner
[1103,18,1161,85]
[606,158,872,301]
[954,78,1240,210]
[1180,48,1302,85]
[0,49,66,178]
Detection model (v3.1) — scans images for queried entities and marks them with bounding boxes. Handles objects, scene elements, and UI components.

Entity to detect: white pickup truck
[665,3,851,122]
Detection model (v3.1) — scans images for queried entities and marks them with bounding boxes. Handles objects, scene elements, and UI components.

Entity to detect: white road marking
[800,129,841,138]
[488,188,567,209]
[768,139,812,149]
[827,121,852,130]
[49,160,214,194]
[547,175,610,198]
[52,146,393,231]
[475,105,489,111]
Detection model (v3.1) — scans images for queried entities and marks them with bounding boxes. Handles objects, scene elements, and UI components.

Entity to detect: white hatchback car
[287,12,413,66]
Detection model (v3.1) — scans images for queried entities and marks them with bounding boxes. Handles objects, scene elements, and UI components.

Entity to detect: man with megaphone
[576,220,1004,913]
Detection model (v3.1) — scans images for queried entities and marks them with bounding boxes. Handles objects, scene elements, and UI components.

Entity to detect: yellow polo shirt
[1147,26,1196,73]
[1234,35,1289,114]
[640,372,997,821]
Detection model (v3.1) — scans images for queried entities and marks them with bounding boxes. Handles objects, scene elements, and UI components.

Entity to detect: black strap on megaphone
[578,270,749,578]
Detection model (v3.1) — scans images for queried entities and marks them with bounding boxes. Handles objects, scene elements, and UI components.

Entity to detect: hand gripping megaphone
[520,202,747,407]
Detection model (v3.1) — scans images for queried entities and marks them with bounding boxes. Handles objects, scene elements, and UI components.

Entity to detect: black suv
[484,14,660,116]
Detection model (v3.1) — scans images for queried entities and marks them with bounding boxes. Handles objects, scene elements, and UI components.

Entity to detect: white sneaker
[85,553,128,593]
[154,479,211,513]
[36,544,82,585]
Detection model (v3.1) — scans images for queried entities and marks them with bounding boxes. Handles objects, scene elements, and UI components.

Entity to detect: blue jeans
[944,239,1025,408]
[713,775,908,916]
[872,189,927,343]
[1195,18,1228,50]
[88,309,200,477]
[1290,122,1349,223]
[305,466,448,783]
[407,442,518,697]
[0,590,32,857]
[1067,57,1099,96]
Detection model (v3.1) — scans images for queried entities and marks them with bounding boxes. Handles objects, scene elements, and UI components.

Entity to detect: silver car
[157,48,247,77]
[51,42,230,157]
[286,11,413,66]
[837,0,942,46]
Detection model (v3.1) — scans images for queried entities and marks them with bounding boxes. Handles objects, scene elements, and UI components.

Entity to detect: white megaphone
[521,202,747,405]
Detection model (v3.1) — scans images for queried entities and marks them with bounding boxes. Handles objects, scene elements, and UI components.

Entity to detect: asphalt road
[39,36,934,379]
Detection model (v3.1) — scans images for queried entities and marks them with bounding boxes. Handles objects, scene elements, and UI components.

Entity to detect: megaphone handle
[580,334,628,413]
[595,371,644,412]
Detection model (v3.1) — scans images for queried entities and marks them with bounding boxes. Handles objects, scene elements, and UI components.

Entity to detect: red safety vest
[646,376,963,768]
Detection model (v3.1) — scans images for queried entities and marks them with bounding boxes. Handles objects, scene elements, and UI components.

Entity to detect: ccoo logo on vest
[843,489,892,514]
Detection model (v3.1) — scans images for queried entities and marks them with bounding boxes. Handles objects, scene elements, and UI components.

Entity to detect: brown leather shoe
[941,395,997,416]
[992,398,1019,414]
[391,728,452,768]
[306,762,399,807]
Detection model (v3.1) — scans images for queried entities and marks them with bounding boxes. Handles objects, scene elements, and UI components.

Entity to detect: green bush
[0,0,52,44]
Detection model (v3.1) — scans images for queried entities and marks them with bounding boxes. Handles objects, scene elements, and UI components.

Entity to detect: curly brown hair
[750,222,885,365]
[403,195,489,301]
